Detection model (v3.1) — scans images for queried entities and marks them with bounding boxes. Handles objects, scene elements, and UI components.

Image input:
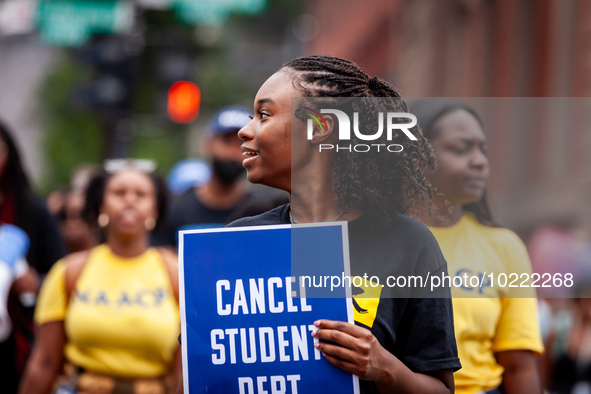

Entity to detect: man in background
[153,106,252,247]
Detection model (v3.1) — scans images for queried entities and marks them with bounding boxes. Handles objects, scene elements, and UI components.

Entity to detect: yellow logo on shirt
[351,276,382,328]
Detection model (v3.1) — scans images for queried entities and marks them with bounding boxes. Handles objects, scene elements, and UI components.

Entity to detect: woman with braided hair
[240,56,442,223]
[177,55,462,394]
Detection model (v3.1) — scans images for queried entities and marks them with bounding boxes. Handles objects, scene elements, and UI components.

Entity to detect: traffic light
[167,81,201,123]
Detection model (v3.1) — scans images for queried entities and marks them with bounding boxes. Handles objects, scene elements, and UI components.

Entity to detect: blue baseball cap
[167,159,212,195]
[207,106,252,136]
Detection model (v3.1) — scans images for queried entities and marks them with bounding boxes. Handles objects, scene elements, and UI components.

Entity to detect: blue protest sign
[179,223,359,394]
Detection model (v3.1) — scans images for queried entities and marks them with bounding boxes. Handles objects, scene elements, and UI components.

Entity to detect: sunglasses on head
[103,159,157,174]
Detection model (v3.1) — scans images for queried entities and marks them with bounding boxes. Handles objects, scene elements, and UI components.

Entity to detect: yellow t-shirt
[35,244,180,379]
[429,213,544,394]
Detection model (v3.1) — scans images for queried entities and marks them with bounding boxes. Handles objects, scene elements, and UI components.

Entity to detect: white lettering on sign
[215,277,312,316]
[238,375,301,394]
[210,325,320,365]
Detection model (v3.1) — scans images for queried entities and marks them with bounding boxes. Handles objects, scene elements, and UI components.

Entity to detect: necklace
[289,208,344,224]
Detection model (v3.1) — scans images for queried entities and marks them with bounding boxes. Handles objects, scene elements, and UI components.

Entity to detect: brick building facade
[307,0,591,237]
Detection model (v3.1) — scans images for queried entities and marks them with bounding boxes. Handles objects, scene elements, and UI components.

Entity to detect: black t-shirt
[7,196,65,275]
[152,189,252,247]
[227,203,461,394]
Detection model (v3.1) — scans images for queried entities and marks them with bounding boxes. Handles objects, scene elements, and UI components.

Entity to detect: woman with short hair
[20,162,182,394]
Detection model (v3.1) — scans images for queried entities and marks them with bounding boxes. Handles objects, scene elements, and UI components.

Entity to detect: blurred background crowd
[0,0,590,393]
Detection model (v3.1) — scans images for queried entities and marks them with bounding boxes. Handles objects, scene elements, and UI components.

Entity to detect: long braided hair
[281,55,438,225]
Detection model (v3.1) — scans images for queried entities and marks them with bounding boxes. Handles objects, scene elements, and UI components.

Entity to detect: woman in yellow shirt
[19,161,181,394]
[412,100,544,394]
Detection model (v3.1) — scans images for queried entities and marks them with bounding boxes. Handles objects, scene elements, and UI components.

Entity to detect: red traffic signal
[167,81,201,123]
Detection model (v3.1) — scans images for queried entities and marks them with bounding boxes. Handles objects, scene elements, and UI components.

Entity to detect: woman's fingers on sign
[311,319,390,381]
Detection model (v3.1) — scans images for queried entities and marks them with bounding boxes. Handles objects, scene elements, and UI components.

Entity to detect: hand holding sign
[312,319,395,383]
[179,223,359,394]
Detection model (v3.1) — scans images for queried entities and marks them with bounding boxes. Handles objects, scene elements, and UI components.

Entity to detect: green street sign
[173,0,268,26]
[36,0,133,46]
[34,0,267,46]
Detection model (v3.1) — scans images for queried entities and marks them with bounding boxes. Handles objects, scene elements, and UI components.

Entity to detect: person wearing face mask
[152,106,253,248]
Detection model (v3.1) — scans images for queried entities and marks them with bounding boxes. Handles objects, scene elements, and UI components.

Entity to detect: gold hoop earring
[145,217,156,231]
[98,213,109,228]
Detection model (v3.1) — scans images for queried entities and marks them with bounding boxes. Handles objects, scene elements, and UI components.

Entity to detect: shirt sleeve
[397,294,462,373]
[34,260,68,325]
[397,237,462,373]
[492,297,544,355]
[492,230,544,354]
[499,229,537,297]
[399,225,462,372]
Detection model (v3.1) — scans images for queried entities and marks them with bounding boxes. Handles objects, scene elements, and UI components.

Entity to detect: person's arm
[312,320,454,394]
[496,350,541,394]
[538,328,556,390]
[168,346,182,392]
[18,321,66,394]
[158,247,182,393]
